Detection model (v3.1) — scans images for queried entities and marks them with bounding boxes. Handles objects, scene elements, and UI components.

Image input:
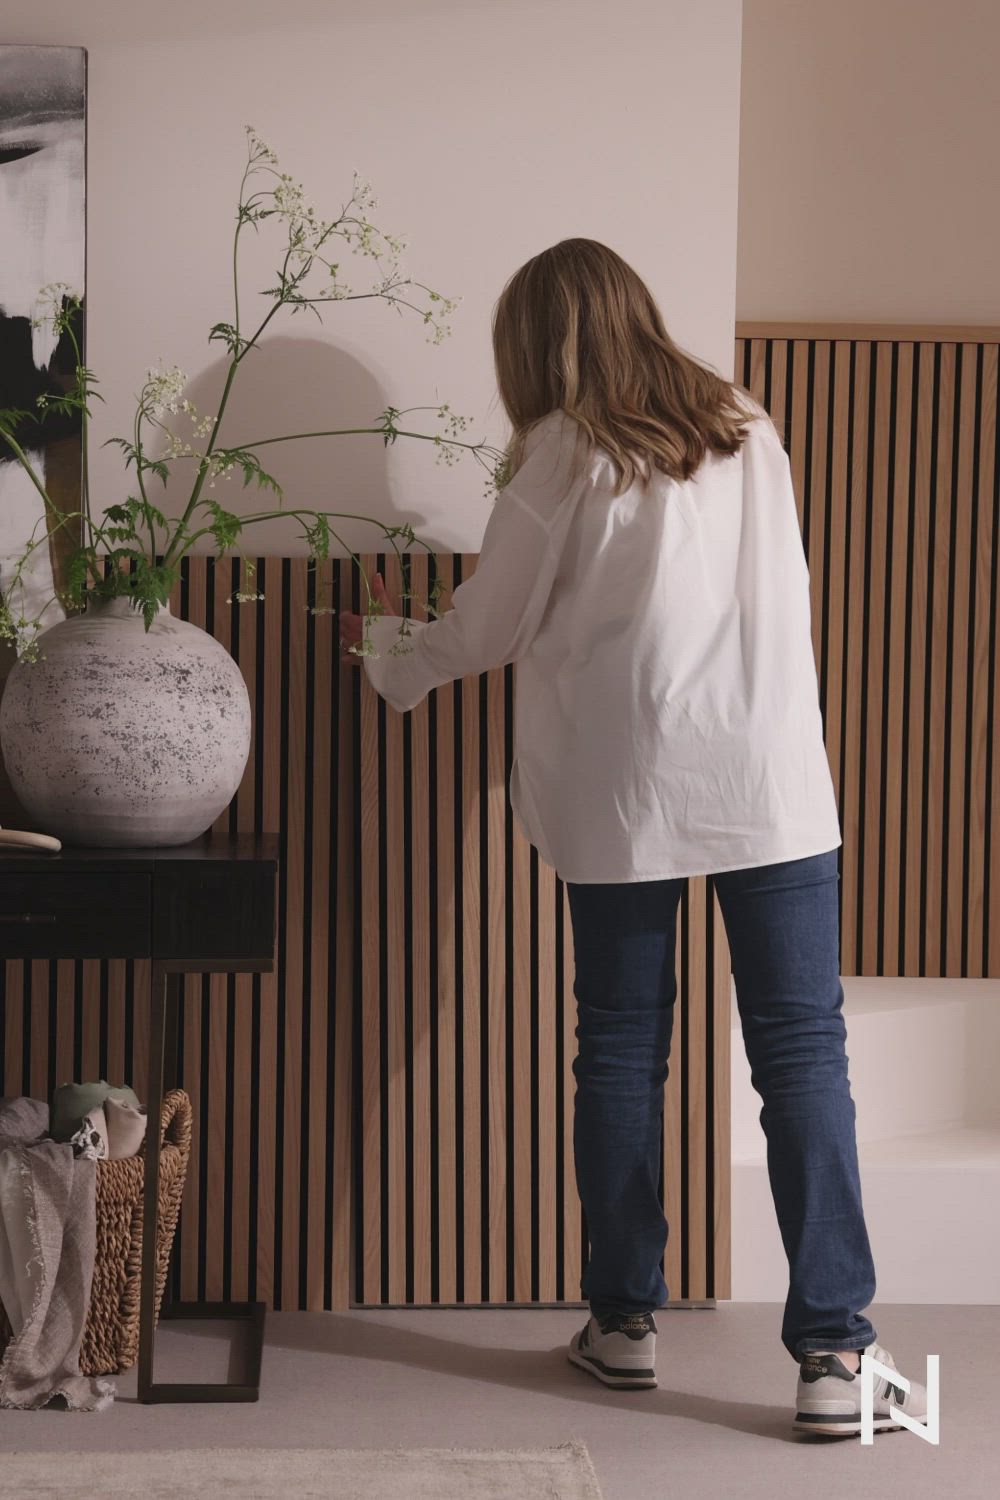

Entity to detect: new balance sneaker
[567,1311,658,1390]
[794,1340,928,1436]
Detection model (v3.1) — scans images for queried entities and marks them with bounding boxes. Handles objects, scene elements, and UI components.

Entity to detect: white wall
[3,1,744,558]
[738,0,1000,324]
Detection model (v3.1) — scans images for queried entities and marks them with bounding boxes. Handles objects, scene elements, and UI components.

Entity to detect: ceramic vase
[0,597,251,847]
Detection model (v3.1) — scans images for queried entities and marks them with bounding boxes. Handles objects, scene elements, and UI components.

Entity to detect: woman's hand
[338,571,399,666]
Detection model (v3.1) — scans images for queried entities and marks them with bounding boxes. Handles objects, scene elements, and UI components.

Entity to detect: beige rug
[0,1441,605,1498]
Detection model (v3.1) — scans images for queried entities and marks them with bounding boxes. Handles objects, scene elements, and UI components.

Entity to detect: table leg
[137,963,265,1403]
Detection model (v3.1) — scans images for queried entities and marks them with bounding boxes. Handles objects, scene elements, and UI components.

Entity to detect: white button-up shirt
[362,406,842,884]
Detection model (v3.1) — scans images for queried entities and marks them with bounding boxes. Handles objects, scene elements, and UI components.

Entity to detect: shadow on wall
[170,333,446,565]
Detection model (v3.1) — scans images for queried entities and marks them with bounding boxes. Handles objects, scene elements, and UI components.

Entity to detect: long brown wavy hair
[492,238,768,496]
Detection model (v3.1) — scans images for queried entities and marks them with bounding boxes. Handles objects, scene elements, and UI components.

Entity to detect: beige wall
[738,0,1000,325]
[5,1,743,557]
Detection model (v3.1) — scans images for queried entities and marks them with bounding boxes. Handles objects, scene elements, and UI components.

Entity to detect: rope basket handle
[155,1088,192,1156]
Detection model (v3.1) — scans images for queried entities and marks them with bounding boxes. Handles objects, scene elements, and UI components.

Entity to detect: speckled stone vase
[0,597,251,847]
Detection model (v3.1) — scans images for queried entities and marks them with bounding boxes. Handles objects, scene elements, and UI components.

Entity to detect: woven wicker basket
[0,1088,192,1377]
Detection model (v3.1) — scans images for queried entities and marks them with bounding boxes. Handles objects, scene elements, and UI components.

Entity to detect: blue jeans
[566,848,877,1362]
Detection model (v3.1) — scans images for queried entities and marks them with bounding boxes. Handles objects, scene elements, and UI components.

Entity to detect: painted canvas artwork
[0,44,86,825]
[0,44,86,635]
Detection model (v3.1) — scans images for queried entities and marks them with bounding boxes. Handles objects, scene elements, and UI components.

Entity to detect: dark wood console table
[0,832,278,1403]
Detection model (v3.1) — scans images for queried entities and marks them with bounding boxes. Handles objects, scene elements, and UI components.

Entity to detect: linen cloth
[0,1095,114,1410]
[362,404,843,883]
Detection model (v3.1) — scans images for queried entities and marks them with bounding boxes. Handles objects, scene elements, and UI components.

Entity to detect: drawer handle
[0,913,58,925]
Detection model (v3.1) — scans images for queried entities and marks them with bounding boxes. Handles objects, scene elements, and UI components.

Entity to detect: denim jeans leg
[714,849,878,1361]
[566,876,683,1321]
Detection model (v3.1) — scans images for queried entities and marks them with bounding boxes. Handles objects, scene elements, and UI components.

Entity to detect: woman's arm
[361,411,585,713]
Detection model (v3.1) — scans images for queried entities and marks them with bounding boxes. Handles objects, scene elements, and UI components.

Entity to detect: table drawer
[153,864,276,964]
[0,873,152,959]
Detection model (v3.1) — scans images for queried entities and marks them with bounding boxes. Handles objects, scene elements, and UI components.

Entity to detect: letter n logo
[860,1353,939,1445]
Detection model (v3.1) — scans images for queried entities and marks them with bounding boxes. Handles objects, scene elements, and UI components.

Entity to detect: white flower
[30,281,79,330]
[245,124,278,166]
[352,171,378,210]
[273,174,308,221]
[175,398,214,440]
[438,403,469,437]
[145,364,188,418]
[162,431,200,461]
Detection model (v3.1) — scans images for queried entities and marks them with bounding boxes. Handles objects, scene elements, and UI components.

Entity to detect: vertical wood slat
[229,559,253,1303]
[486,663,507,1303]
[536,852,557,1302]
[384,593,406,1306]
[358,565,382,1303]
[433,558,459,1304]
[511,759,533,1303]
[333,574,356,1313]
[460,567,483,1303]
[882,342,912,972]
[255,559,280,1305]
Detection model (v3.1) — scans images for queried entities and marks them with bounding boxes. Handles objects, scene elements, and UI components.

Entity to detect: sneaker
[567,1311,658,1390]
[794,1340,928,1436]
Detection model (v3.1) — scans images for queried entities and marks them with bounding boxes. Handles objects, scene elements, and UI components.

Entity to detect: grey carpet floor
[0,1303,991,1499]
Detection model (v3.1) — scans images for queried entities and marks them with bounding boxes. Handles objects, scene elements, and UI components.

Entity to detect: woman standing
[338,239,926,1437]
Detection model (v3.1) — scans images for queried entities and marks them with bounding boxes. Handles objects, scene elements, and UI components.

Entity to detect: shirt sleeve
[361,411,582,714]
[749,413,811,585]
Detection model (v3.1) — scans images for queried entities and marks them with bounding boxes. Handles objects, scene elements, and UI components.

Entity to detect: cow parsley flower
[31,281,79,331]
[244,124,278,166]
[145,364,188,418]
[352,172,378,211]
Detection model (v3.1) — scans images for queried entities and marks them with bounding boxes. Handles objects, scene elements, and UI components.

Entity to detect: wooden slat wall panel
[10,468,880,1311]
[9,314,994,1312]
[735,325,1000,978]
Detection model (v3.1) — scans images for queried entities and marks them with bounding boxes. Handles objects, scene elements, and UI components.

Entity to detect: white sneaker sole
[794,1412,910,1437]
[567,1342,657,1390]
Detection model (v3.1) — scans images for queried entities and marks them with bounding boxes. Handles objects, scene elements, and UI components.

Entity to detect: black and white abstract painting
[0,44,86,635]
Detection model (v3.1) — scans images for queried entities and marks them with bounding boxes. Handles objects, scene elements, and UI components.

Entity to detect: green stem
[59,310,94,545]
[161,357,243,567]
[237,426,490,455]
[169,506,437,631]
[0,431,54,508]
[183,504,434,539]
[133,401,157,557]
[163,232,301,567]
